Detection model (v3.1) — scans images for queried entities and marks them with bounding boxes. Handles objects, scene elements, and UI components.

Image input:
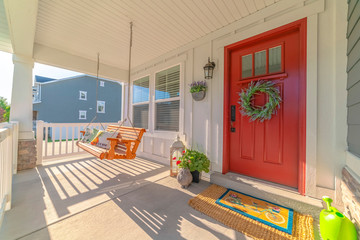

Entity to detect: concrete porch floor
[0,155,252,240]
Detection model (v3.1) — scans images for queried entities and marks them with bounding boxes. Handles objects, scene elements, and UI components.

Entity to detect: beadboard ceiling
[1,0,282,70]
[0,0,11,52]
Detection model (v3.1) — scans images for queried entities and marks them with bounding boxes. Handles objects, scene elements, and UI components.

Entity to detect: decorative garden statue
[177,168,193,188]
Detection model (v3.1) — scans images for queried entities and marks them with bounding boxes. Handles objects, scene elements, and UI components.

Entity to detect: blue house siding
[347,0,360,157]
[33,75,122,123]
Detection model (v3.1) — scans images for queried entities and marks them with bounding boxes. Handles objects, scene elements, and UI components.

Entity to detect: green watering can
[320,196,358,240]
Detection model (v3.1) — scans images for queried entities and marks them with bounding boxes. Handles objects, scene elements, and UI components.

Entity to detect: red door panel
[225,21,306,189]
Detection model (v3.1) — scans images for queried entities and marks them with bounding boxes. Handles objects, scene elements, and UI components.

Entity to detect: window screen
[155,100,180,131]
[133,76,150,103]
[155,65,180,100]
[133,104,149,129]
[154,65,180,132]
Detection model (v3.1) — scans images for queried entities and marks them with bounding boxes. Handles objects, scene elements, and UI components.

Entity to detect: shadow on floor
[2,155,249,240]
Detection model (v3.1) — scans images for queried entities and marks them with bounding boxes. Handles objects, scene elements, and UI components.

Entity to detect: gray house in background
[33,75,123,140]
[33,75,123,123]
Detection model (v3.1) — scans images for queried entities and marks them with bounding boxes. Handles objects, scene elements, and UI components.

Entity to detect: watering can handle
[322,196,333,210]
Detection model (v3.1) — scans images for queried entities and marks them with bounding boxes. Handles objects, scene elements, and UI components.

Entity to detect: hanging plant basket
[190,81,207,101]
[238,80,282,122]
[192,91,206,101]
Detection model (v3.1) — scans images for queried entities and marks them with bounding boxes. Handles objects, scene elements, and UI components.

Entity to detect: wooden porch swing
[77,22,146,160]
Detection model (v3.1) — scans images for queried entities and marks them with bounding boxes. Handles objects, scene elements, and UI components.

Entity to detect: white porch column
[4,0,38,170]
[10,54,35,140]
[9,55,37,171]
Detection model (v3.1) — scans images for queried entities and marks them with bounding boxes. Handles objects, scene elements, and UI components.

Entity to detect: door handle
[230,105,236,132]
[231,105,236,122]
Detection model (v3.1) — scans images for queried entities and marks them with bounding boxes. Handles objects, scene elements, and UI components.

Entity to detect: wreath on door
[238,80,282,122]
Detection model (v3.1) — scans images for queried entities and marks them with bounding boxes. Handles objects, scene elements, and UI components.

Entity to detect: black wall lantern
[203,57,216,79]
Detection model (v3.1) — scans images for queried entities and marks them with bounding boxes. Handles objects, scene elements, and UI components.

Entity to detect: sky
[0,51,82,103]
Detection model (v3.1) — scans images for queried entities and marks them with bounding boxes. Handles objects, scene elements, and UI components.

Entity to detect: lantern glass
[204,67,213,79]
[170,136,185,177]
[203,58,215,79]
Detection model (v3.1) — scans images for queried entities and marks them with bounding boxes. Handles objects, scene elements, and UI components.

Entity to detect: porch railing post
[11,121,19,174]
[36,120,44,165]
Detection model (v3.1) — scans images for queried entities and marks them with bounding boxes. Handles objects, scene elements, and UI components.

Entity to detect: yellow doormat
[188,184,314,240]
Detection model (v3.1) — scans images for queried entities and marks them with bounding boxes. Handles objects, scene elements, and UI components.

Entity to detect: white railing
[36,121,119,164]
[0,121,19,228]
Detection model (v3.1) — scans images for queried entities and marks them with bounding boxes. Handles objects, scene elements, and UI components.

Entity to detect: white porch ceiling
[0,0,11,52]
[0,0,283,72]
[35,0,282,70]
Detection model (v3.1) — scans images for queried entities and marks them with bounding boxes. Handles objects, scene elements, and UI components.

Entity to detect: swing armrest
[80,131,85,136]
[120,139,138,144]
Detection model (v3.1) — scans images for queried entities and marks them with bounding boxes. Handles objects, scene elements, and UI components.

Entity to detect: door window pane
[133,104,149,129]
[155,100,179,131]
[269,46,282,73]
[254,50,266,76]
[242,54,252,78]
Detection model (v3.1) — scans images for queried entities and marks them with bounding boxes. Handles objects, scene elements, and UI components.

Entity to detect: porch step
[210,172,323,219]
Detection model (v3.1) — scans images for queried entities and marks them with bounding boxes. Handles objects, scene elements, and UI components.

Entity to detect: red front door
[223,19,306,191]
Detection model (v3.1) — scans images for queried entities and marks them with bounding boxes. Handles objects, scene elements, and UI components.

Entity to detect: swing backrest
[106,125,146,155]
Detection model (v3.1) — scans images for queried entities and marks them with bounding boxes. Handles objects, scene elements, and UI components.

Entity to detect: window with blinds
[133,76,150,103]
[155,101,180,131]
[133,76,150,129]
[133,104,149,129]
[155,65,180,131]
[155,65,180,100]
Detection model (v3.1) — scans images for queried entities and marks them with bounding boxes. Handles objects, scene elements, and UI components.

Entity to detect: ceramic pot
[192,91,206,101]
[177,168,193,188]
[191,170,200,183]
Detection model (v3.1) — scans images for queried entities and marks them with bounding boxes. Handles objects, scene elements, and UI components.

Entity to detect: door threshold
[226,172,298,194]
[210,172,322,219]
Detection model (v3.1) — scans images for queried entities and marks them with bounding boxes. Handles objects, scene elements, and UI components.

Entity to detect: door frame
[223,18,307,195]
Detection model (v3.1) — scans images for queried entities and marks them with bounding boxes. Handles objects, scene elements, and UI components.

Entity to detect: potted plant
[177,148,210,183]
[189,81,207,101]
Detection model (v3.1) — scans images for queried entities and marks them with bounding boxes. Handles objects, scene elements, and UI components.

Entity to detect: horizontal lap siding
[347,0,360,156]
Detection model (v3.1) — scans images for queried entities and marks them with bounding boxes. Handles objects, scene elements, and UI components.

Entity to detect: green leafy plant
[189,81,207,93]
[177,148,210,173]
[0,97,10,122]
[238,80,281,122]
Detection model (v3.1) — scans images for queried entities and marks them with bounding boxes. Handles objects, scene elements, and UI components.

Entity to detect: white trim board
[346,151,360,178]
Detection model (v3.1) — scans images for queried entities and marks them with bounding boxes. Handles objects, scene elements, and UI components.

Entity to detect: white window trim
[130,56,185,136]
[97,101,105,113]
[153,64,182,133]
[79,110,87,120]
[153,63,184,134]
[132,62,184,134]
[79,91,87,100]
[100,81,105,87]
[131,75,151,130]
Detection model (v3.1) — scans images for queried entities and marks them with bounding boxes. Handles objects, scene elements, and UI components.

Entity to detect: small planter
[191,170,201,183]
[192,91,206,101]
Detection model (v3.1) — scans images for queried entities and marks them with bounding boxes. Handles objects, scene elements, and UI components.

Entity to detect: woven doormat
[188,184,314,240]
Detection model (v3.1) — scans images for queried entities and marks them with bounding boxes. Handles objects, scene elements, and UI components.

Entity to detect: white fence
[36,121,119,163]
[0,121,19,228]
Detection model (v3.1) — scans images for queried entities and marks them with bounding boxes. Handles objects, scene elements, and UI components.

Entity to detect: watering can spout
[322,196,332,211]
[319,196,358,240]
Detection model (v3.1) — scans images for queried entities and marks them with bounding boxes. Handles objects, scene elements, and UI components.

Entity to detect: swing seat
[77,125,146,160]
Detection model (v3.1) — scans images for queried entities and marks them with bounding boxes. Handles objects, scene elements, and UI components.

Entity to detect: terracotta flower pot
[192,91,206,101]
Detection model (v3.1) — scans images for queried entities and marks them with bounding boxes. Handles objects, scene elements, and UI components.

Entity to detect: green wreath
[238,80,281,122]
